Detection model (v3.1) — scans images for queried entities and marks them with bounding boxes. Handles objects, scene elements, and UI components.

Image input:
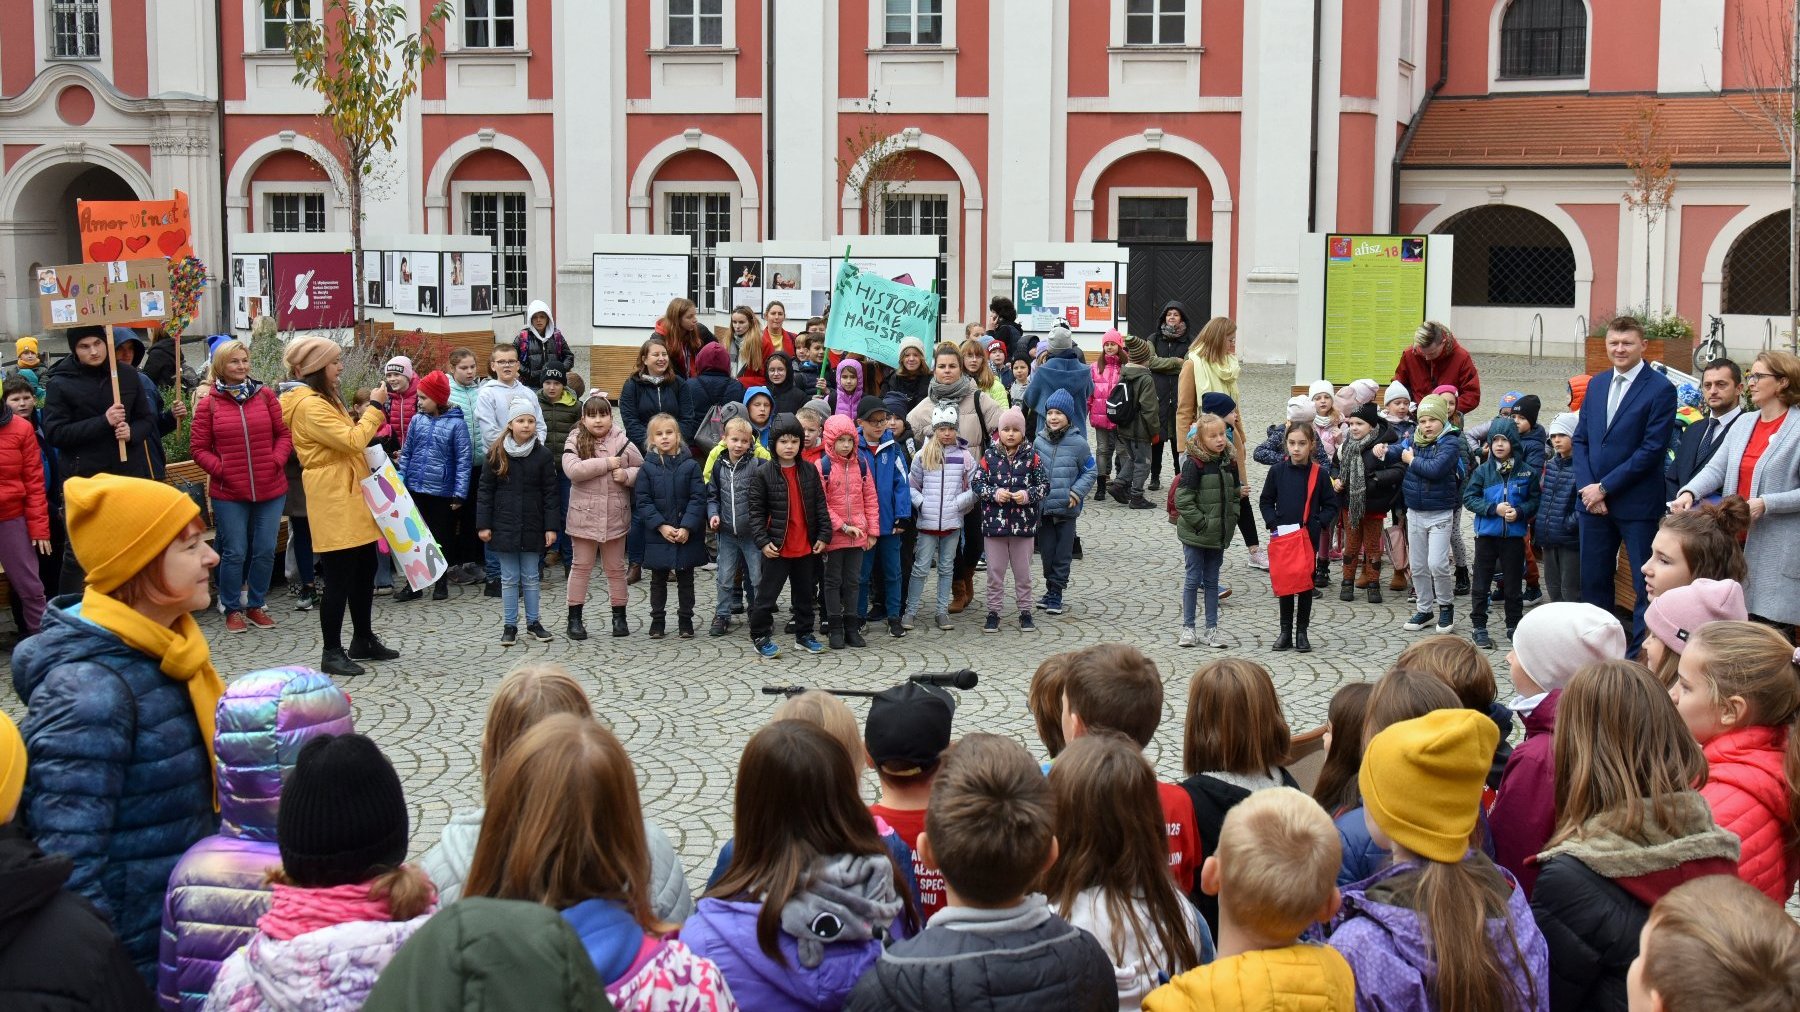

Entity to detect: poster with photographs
[1012,260,1117,334]
[443,251,495,316]
[392,251,440,316]
[726,258,763,314]
[762,259,832,326]
[231,254,271,330]
[362,251,386,308]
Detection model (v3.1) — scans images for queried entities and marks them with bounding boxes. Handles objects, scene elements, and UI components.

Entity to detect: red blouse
[1738,414,1786,502]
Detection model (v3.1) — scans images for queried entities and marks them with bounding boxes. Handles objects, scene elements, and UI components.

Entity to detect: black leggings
[319,542,377,651]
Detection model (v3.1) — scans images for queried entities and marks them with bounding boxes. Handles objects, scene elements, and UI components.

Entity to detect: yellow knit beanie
[66,475,201,594]
[1358,709,1498,863]
[0,711,23,823]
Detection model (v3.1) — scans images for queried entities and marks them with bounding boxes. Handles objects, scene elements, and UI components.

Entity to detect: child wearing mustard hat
[1325,709,1551,1012]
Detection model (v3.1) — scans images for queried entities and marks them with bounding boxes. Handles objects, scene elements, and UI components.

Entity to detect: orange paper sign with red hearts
[78,190,192,264]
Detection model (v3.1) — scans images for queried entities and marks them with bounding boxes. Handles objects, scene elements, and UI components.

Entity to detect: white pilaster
[1237,0,1318,363]
[987,0,1059,297]
[770,0,833,239]
[556,0,627,325]
[1658,0,1723,94]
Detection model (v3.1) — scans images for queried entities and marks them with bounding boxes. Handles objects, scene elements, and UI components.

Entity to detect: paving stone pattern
[1,353,1592,888]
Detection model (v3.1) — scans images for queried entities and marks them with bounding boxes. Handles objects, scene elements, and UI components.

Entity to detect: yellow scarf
[80,587,223,809]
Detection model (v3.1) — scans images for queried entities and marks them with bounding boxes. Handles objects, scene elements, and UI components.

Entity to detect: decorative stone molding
[151,133,210,154]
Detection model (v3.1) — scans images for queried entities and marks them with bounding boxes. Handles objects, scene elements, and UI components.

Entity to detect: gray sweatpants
[1408,508,1456,611]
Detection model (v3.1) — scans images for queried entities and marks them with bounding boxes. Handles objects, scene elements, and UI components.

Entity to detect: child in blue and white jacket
[396,369,472,601]
[1032,389,1095,616]
[1461,417,1539,647]
[905,402,977,630]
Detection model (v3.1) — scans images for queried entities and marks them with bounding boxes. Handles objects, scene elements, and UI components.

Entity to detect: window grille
[1499,0,1586,78]
[466,192,529,312]
[1722,212,1791,317]
[666,193,731,310]
[1437,205,1576,307]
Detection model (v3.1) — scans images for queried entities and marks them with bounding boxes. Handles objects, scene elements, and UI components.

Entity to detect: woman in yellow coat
[280,336,400,677]
[1175,317,1264,569]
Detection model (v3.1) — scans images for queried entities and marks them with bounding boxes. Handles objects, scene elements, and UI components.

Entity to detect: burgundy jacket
[1394,338,1482,415]
[1489,689,1560,897]
[190,384,292,503]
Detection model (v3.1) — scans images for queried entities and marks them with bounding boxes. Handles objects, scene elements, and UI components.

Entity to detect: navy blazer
[1573,365,1677,521]
[1664,411,1745,500]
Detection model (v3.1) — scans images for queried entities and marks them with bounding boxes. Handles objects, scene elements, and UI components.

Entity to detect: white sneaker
[1202,626,1227,648]
[1178,627,1197,648]
[1249,546,1270,570]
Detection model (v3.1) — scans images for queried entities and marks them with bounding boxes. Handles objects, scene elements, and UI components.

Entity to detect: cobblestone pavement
[2,353,1591,889]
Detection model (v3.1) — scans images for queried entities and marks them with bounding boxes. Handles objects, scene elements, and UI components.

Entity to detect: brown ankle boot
[949,575,973,614]
[1389,566,1408,590]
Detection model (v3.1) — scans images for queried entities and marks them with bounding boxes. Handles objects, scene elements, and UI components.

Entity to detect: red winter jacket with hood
[0,404,49,539]
[1700,723,1800,902]
[817,415,879,551]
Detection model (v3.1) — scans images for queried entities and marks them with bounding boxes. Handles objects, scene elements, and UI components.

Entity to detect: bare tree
[1620,101,1678,311]
[836,92,918,227]
[1720,1,1798,347]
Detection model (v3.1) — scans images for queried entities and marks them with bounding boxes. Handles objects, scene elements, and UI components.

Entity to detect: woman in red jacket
[190,339,292,634]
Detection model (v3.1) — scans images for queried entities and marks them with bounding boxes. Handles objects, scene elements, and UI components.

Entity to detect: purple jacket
[681,896,904,1012]
[1326,860,1550,1012]
[155,667,353,1011]
[1489,690,1560,897]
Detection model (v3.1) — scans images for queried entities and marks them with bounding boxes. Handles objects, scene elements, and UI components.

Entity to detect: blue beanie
[1200,391,1237,418]
[1044,388,1076,419]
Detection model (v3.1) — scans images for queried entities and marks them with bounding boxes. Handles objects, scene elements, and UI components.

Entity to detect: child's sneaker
[1472,627,1493,649]
[1248,546,1270,570]
[1178,627,1196,648]
[1019,611,1036,632]
[1504,625,1517,640]
[901,614,917,631]
[796,634,825,654]
[983,612,1001,634]
[935,613,953,631]
[1041,595,1065,615]
[526,622,554,643]
[1436,605,1455,633]
[500,625,518,647]
[1522,586,1544,608]
[710,615,730,637]
[1202,626,1227,648]
[754,637,781,659]
[1403,610,1433,631]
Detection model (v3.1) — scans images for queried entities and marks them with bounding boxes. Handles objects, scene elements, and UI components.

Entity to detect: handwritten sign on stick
[78,190,193,263]
[36,259,171,329]
[822,259,939,369]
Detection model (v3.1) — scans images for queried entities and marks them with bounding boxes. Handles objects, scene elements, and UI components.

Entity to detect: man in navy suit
[1574,315,1676,648]
[1664,358,1745,500]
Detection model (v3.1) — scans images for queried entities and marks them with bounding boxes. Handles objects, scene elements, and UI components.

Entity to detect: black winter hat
[1349,402,1383,428]
[541,366,567,385]
[769,412,805,446]
[864,682,955,775]
[277,733,409,887]
[1512,394,1542,427]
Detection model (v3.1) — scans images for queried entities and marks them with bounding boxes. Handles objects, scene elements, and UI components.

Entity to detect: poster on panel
[231,254,271,330]
[1013,260,1117,334]
[1321,234,1428,385]
[593,253,690,327]
[392,251,440,316]
[272,252,356,330]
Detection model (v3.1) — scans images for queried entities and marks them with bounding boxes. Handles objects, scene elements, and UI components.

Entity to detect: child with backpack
[904,404,976,631]
[747,414,830,658]
[1463,418,1540,648]
[1175,414,1240,648]
[707,416,765,637]
[478,397,560,646]
[972,407,1049,633]
[516,299,575,389]
[396,369,471,603]
[633,412,707,640]
[1332,403,1404,604]
[1108,337,1161,509]
[1033,390,1095,617]
[1259,422,1336,652]
[818,414,880,649]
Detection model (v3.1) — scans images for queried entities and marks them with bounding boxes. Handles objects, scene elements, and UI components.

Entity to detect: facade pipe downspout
[1390,0,1451,232]
[215,0,231,332]
[764,0,775,239]
[1307,0,1325,233]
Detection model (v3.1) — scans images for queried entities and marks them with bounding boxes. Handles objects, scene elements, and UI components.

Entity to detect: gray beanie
[1047,323,1074,353]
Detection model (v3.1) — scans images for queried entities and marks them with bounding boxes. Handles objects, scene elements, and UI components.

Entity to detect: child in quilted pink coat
[817,414,880,650]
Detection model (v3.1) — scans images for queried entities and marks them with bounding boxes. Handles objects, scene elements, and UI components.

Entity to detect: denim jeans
[1182,544,1224,629]
[554,473,572,562]
[213,496,286,611]
[1093,427,1120,480]
[907,529,960,618]
[1036,516,1078,599]
[496,550,541,626]
[858,533,903,619]
[714,531,762,618]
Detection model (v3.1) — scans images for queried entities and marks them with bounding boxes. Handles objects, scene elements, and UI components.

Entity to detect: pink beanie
[1431,384,1458,399]
[1646,578,1748,654]
[998,406,1026,432]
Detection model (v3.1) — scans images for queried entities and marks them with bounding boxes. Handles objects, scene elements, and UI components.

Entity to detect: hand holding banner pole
[104,324,126,462]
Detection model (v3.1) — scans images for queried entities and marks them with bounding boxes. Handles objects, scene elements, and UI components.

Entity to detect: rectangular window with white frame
[261,0,311,51]
[877,193,951,317]
[462,0,516,48]
[667,0,723,46]
[1124,0,1185,46]
[465,192,529,313]
[48,0,101,59]
[884,0,943,46]
[663,192,732,310]
[266,193,326,234]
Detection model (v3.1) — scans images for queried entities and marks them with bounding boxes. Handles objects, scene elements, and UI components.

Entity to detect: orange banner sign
[78,190,192,263]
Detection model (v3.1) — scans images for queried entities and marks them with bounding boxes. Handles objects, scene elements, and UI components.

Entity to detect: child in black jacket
[746,413,832,658]
[1259,422,1337,652]
[1332,403,1405,604]
[477,397,561,645]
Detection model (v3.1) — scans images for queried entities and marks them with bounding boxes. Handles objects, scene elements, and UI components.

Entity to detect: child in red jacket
[1670,620,1800,903]
[0,378,49,633]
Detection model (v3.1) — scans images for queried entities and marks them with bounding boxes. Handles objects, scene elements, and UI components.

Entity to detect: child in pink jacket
[1088,330,1124,501]
[817,414,879,650]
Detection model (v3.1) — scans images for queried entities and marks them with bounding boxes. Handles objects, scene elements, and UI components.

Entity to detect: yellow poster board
[1322,234,1427,384]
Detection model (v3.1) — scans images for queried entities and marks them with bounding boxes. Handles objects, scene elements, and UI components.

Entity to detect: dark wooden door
[1127,243,1212,339]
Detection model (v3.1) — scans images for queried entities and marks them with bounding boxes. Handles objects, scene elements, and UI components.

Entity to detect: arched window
[1435,205,1575,308]
[1722,211,1791,316]
[1499,0,1586,79]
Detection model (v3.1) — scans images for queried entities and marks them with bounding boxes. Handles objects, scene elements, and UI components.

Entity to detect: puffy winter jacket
[1034,419,1096,521]
[205,905,432,1011]
[447,376,482,450]
[818,416,881,551]
[843,895,1115,1012]
[1327,859,1550,1012]
[1088,354,1122,432]
[972,443,1048,538]
[477,442,560,553]
[1534,453,1580,549]
[907,444,976,533]
[539,387,580,473]
[1143,943,1352,1012]
[1400,433,1465,513]
[42,350,160,480]
[559,898,734,1011]
[1022,350,1095,435]
[1491,691,1560,897]
[633,447,708,570]
[1699,723,1800,902]
[1175,452,1240,550]
[708,447,763,538]
[564,427,643,543]
[11,596,217,980]
[1112,364,1160,442]
[682,895,887,1012]
[749,458,832,552]
[688,342,745,418]
[0,821,153,1011]
[1465,460,1540,539]
[416,807,695,922]
[396,408,472,500]
[362,898,611,1012]
[1251,422,1332,472]
[619,372,694,452]
[190,384,291,504]
[858,428,913,534]
[0,407,49,539]
[378,377,418,452]
[515,300,575,389]
[157,668,353,1011]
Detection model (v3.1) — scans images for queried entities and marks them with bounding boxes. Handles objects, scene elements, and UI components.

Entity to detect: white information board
[443,251,495,317]
[392,251,441,316]
[593,253,689,327]
[1012,259,1118,334]
[230,254,271,330]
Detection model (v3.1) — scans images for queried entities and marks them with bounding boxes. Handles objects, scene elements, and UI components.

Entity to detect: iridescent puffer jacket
[155,667,354,1011]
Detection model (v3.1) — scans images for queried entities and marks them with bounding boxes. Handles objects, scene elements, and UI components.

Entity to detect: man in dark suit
[1664,358,1745,500]
[1574,315,1677,648]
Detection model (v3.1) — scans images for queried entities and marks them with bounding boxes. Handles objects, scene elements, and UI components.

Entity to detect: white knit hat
[507,395,537,423]
[1286,395,1316,423]
[1513,603,1626,691]
[1349,378,1380,405]
[1385,380,1410,405]
[1548,411,1579,439]
[1308,380,1334,399]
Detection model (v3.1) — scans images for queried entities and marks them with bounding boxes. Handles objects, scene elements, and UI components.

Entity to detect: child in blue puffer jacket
[1400,395,1467,634]
[1533,412,1582,603]
[1462,418,1538,648]
[397,370,472,602]
[1032,390,1095,617]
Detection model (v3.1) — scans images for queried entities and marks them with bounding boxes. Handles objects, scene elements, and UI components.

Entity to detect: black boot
[431,578,448,601]
[393,584,421,602]
[1313,562,1330,589]
[348,634,399,661]
[844,621,868,648]
[1095,475,1107,501]
[648,614,665,639]
[320,648,364,678]
[1367,567,1384,604]
[1295,630,1313,652]
[567,604,588,641]
[1454,566,1471,596]
[1339,579,1355,602]
[611,605,629,637]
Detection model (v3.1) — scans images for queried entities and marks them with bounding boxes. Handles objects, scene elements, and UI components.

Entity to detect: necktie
[1699,418,1719,458]
[1606,373,1627,429]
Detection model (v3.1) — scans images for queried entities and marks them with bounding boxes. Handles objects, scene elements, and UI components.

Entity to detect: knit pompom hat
[1646,578,1749,655]
[1286,395,1316,423]
[1124,335,1153,364]
[277,733,409,887]
[998,406,1027,432]
[1513,603,1626,691]
[417,370,451,408]
[66,474,201,594]
[930,401,959,430]
[1360,709,1499,863]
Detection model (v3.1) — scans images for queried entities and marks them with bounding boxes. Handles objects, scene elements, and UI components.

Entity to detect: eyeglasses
[1746,372,1776,383]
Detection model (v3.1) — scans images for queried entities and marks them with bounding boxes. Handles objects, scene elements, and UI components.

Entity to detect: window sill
[45,54,103,63]
[445,47,534,58]
[1494,74,1585,82]
[866,45,958,55]
[243,51,298,61]
[646,46,741,56]
[1108,45,1205,54]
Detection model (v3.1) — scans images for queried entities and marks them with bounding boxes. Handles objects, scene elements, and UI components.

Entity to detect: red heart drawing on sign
[89,237,124,262]
[125,235,152,253]
[157,229,188,257]
[390,511,401,519]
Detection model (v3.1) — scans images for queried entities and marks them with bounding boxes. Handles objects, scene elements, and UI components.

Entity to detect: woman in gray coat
[1675,350,1800,627]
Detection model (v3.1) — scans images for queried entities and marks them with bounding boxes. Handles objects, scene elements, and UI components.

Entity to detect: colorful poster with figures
[361,447,448,591]
[272,252,356,330]
[1322,234,1429,384]
[823,259,940,368]
[1014,260,1117,333]
[78,190,193,263]
[1083,281,1112,321]
[36,258,171,328]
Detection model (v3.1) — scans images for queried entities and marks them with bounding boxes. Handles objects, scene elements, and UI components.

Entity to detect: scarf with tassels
[79,587,224,809]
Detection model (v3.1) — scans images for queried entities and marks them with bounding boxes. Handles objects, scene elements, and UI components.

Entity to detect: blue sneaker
[796,634,825,654]
[1041,596,1065,615]
[983,612,1001,634]
[1402,610,1433,631]
[754,637,781,659]
[1019,611,1036,632]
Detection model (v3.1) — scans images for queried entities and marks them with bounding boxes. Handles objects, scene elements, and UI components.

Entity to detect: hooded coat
[619,371,694,453]
[360,898,613,1012]
[0,821,152,1010]
[818,416,881,551]
[830,360,865,421]
[564,426,643,543]
[1534,451,1581,549]
[1088,342,1124,433]
[1022,348,1096,435]
[191,382,291,504]
[1490,691,1561,897]
[11,596,217,981]
[157,668,354,1011]
[907,440,977,533]
[857,424,913,535]
[1464,418,1540,538]
[633,445,708,569]
[1034,399,1097,521]
[1698,724,1800,902]
[41,330,160,480]
[1150,300,1192,440]
[688,342,745,419]
[766,353,810,416]
[205,908,433,1011]
[116,330,177,477]
[378,371,419,452]
[1175,447,1240,550]
[972,440,1049,538]
[0,403,50,540]
[538,386,580,473]
[515,299,575,389]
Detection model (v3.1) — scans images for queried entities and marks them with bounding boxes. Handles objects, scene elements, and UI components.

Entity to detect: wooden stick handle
[105,324,126,462]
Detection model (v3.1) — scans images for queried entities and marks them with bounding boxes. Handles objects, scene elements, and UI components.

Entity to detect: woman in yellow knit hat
[9,473,222,984]
[280,335,399,677]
